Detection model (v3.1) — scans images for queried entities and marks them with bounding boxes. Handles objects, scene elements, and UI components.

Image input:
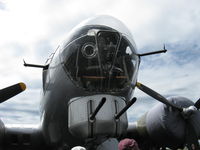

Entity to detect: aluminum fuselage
[39,46,137,147]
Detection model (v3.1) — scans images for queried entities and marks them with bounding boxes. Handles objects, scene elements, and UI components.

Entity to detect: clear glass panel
[63,29,137,92]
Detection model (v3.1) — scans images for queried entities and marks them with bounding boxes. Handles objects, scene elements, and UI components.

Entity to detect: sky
[0,0,200,124]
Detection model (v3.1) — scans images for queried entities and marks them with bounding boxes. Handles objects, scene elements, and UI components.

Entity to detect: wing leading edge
[0,83,49,149]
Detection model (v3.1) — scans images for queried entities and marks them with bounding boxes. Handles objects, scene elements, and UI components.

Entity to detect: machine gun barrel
[90,97,106,120]
[115,97,136,119]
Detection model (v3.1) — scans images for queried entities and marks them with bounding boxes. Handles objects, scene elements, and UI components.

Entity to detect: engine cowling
[128,96,200,148]
[0,119,5,149]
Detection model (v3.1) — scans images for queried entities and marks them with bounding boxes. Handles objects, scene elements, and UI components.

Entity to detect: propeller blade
[135,82,183,111]
[194,98,200,110]
[134,82,200,147]
[0,82,26,103]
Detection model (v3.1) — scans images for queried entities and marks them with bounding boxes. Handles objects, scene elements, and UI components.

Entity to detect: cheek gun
[23,60,49,69]
[138,45,167,57]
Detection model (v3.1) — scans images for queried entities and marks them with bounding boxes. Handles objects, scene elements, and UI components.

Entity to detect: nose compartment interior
[63,27,137,92]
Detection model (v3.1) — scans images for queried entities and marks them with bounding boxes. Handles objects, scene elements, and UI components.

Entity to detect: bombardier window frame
[62,27,137,93]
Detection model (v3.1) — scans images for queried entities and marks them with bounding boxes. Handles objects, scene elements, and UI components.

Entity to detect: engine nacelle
[3,125,45,150]
[0,119,5,149]
[128,96,200,148]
